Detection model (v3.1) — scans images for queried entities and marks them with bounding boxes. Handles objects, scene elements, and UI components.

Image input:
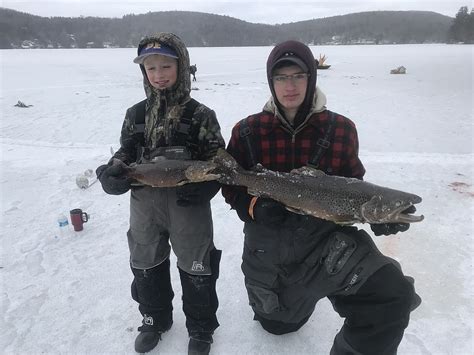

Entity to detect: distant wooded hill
[0,8,454,49]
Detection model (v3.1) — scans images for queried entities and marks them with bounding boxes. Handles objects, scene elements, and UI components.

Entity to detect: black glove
[96,163,132,195]
[231,193,254,223]
[232,193,288,225]
[370,223,409,236]
[370,206,416,236]
[176,181,221,207]
[252,197,288,225]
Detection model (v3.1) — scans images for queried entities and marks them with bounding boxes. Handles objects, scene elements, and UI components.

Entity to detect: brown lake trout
[115,157,220,187]
[212,149,424,225]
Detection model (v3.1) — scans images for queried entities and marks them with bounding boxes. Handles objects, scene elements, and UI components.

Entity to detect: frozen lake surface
[1,44,473,354]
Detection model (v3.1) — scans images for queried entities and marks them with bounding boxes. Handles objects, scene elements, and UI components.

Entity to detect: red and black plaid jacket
[222,109,366,208]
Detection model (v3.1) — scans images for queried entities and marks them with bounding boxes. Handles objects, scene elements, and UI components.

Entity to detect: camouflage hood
[135,33,192,148]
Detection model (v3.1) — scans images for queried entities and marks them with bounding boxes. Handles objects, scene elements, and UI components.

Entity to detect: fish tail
[213,148,243,184]
[213,149,239,169]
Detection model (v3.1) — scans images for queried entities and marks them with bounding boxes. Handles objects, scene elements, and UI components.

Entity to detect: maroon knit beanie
[266,40,317,126]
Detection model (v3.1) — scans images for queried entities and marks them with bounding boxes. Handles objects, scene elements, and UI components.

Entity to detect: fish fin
[247,189,262,197]
[284,206,306,215]
[290,166,326,177]
[150,156,167,162]
[360,195,382,223]
[205,173,222,181]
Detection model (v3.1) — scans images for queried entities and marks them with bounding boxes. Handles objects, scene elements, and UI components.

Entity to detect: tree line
[0,8,468,49]
[448,6,474,43]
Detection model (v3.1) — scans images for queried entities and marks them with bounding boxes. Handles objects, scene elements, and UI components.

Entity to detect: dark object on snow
[190,64,197,81]
[316,54,331,69]
[14,100,33,108]
[390,66,406,74]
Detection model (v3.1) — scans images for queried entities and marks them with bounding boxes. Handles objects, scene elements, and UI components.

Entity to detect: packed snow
[1,44,472,354]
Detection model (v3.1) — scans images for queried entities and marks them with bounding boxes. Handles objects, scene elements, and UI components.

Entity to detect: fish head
[183,161,220,183]
[361,192,424,224]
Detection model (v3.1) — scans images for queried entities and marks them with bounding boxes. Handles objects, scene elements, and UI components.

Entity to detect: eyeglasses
[272,73,309,85]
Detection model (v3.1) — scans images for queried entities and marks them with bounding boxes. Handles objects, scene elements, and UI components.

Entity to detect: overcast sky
[2,0,467,24]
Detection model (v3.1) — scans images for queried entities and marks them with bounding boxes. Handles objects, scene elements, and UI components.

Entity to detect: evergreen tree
[449,6,474,43]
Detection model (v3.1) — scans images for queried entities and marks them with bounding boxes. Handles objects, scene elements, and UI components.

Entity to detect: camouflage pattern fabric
[113,33,225,163]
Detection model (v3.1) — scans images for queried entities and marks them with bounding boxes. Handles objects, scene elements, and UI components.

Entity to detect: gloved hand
[370,206,416,236]
[96,163,132,195]
[176,181,221,207]
[370,223,409,236]
[231,193,288,224]
[252,197,288,225]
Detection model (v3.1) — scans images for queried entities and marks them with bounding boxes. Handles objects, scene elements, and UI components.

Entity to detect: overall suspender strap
[133,98,199,161]
[239,118,258,168]
[175,98,199,137]
[132,100,147,161]
[133,98,199,140]
[308,111,336,168]
[133,99,147,145]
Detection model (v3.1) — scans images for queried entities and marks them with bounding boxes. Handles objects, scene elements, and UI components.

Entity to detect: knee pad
[361,263,416,318]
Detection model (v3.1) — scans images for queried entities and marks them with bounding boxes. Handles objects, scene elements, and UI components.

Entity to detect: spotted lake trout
[212,149,424,225]
[116,157,220,187]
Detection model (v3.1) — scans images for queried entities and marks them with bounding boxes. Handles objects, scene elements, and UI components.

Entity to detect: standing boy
[97,33,224,355]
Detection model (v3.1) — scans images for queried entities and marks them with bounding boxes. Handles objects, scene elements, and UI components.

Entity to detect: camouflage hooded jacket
[112,33,225,164]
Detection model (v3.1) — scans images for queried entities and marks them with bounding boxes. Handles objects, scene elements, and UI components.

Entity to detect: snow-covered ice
[1,44,472,354]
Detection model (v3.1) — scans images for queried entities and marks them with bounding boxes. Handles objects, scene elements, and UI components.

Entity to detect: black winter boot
[135,329,163,353]
[134,316,173,353]
[188,332,213,355]
[330,332,364,355]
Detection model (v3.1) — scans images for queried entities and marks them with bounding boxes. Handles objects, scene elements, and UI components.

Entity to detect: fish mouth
[390,204,424,223]
[184,164,221,182]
